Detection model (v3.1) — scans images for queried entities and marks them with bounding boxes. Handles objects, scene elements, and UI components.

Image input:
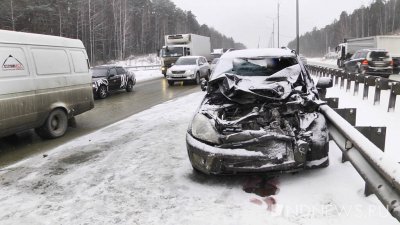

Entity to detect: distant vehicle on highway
[336,36,400,73]
[186,48,332,175]
[166,56,210,86]
[0,30,94,139]
[160,34,211,76]
[90,66,136,99]
[210,58,219,73]
[344,49,393,78]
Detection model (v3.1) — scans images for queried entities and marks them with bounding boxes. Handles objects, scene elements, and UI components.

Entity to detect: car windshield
[213,56,298,77]
[161,47,184,57]
[370,51,390,59]
[90,68,108,78]
[175,58,197,65]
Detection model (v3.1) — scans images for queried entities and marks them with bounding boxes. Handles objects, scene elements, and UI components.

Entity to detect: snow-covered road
[0,88,398,224]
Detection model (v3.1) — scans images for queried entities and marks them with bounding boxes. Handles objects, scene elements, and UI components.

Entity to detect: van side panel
[0,41,94,138]
[0,45,38,136]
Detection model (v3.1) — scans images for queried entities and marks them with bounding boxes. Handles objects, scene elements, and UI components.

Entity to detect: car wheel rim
[51,116,59,130]
[100,87,106,97]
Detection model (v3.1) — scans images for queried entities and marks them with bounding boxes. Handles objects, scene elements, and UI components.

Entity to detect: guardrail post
[374,78,391,106]
[324,98,339,109]
[340,71,345,89]
[334,70,340,86]
[347,73,355,93]
[388,82,400,112]
[354,74,365,96]
[363,76,377,100]
[333,108,357,163]
[354,126,386,196]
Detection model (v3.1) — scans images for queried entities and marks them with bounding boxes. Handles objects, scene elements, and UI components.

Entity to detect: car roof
[92,65,122,69]
[0,29,85,48]
[221,48,295,59]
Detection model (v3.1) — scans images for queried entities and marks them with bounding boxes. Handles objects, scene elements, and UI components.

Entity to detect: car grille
[172,70,186,74]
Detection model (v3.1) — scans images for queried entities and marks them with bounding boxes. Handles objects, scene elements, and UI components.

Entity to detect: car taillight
[362,60,369,65]
[390,60,394,66]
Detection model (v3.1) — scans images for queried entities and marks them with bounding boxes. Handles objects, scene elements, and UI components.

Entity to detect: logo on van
[2,55,25,71]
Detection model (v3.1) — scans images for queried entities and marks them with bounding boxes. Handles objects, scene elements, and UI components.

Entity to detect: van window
[70,50,88,73]
[0,46,29,77]
[31,48,70,75]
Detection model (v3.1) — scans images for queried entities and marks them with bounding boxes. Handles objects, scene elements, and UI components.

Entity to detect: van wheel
[126,80,134,92]
[97,85,108,99]
[36,109,68,139]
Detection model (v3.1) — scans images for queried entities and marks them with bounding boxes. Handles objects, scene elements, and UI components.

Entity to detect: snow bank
[112,54,160,67]
[0,90,397,224]
[308,58,338,68]
[133,69,164,83]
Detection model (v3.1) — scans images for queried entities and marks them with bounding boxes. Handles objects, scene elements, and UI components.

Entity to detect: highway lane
[0,78,201,168]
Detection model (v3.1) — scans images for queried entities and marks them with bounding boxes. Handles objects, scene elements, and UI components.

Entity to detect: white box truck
[0,30,94,139]
[336,36,400,72]
[160,34,211,75]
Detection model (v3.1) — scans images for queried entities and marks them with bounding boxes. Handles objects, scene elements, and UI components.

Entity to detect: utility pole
[272,20,275,47]
[277,2,280,48]
[296,0,300,54]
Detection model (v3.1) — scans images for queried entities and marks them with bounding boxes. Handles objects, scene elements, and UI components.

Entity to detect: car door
[199,58,208,77]
[116,67,127,88]
[345,52,359,72]
[107,67,119,90]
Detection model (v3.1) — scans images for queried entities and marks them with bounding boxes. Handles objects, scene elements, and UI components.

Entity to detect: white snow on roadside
[308,58,337,68]
[0,89,398,224]
[133,69,164,83]
[113,54,160,67]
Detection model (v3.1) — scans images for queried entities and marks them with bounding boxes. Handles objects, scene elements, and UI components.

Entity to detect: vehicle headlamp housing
[191,113,220,144]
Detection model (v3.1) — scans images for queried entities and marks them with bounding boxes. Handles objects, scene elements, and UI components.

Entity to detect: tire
[97,85,108,99]
[126,80,134,92]
[306,113,330,169]
[168,80,174,86]
[35,109,68,139]
[194,72,200,85]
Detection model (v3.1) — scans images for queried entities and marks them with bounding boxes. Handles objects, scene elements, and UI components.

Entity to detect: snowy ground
[113,54,160,67]
[0,83,398,224]
[133,69,164,83]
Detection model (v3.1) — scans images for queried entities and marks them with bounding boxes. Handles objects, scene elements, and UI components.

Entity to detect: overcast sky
[170,0,371,48]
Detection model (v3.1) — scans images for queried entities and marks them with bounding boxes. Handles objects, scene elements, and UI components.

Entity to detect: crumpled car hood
[208,65,303,104]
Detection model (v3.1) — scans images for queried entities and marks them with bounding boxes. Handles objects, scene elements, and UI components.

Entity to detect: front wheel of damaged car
[305,113,330,169]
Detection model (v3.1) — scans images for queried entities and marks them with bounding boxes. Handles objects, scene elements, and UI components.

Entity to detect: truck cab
[336,43,348,68]
[160,34,211,76]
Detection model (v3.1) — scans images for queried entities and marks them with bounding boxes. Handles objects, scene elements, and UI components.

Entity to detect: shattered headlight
[191,113,220,144]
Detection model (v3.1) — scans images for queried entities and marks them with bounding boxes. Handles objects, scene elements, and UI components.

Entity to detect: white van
[0,30,94,139]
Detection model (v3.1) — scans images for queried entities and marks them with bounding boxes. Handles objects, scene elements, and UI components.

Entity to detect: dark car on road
[344,49,393,78]
[90,66,136,99]
[186,48,333,175]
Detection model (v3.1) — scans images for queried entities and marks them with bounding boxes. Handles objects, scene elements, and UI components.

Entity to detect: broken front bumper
[186,133,302,175]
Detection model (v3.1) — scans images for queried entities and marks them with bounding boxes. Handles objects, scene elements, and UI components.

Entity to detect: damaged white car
[186,48,333,175]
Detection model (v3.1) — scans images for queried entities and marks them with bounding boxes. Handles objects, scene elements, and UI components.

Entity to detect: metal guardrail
[124,65,161,71]
[308,65,400,112]
[320,104,400,221]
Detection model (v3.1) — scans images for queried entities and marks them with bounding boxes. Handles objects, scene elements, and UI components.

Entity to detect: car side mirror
[200,78,208,91]
[316,77,333,89]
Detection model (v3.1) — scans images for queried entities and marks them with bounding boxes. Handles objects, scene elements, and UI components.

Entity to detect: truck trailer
[336,36,400,72]
[160,34,211,75]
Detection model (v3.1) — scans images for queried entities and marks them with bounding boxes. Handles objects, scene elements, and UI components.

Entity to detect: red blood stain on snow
[244,176,279,211]
[243,176,280,197]
[264,196,277,211]
[250,198,263,205]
